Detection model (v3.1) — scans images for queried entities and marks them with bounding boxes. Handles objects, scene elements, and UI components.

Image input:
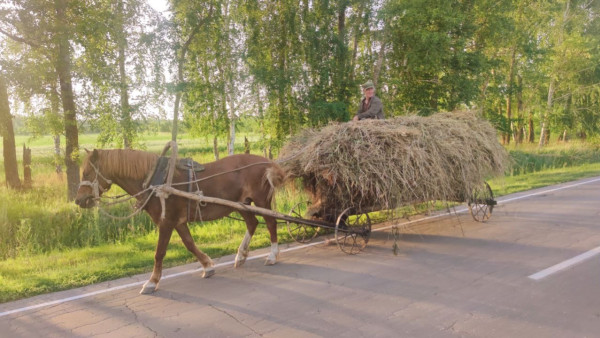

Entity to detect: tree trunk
[55,0,80,200]
[505,47,517,145]
[540,1,569,147]
[528,111,535,143]
[228,117,235,156]
[53,135,62,174]
[213,137,219,161]
[23,144,32,188]
[515,75,524,143]
[244,136,250,154]
[348,5,363,87]
[0,75,22,189]
[50,82,62,174]
[117,0,133,149]
[172,29,199,142]
[373,41,385,87]
[335,1,348,101]
[539,79,554,147]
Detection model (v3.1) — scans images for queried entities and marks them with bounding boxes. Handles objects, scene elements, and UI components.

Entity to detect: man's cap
[362,80,375,89]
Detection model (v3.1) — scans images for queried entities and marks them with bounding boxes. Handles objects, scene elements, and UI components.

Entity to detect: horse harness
[143,156,206,222]
[79,161,113,200]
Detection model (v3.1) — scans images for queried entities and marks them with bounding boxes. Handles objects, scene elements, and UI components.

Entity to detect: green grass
[1,136,600,303]
[489,162,600,196]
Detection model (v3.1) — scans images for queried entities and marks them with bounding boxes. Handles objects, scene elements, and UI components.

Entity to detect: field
[1,131,600,303]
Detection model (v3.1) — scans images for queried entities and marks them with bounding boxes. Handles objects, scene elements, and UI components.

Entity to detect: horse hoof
[234,254,247,268]
[203,267,215,278]
[264,258,277,266]
[140,281,158,294]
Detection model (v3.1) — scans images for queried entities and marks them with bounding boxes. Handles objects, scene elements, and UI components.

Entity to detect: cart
[159,178,496,255]
[282,181,497,253]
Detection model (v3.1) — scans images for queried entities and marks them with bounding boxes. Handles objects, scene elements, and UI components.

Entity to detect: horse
[75,148,285,294]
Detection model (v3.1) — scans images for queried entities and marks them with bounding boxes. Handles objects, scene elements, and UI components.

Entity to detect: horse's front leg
[141,224,174,294]
[175,223,215,278]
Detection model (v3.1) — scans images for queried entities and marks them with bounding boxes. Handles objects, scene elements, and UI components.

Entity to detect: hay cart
[161,180,495,255]
[282,181,496,253]
[162,183,496,254]
[163,183,497,256]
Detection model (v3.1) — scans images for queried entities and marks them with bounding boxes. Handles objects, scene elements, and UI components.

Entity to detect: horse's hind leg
[263,215,279,266]
[141,224,174,294]
[175,223,215,278]
[235,211,258,268]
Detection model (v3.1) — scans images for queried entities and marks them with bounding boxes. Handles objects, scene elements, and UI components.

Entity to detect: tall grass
[0,173,156,260]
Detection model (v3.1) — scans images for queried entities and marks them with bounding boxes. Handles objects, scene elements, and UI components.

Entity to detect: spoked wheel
[286,201,320,243]
[468,182,496,222]
[335,208,372,254]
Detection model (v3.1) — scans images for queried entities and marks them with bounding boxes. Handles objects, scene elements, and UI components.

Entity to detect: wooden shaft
[161,186,334,229]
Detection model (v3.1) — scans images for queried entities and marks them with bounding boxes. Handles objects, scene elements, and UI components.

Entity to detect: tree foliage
[1,0,600,184]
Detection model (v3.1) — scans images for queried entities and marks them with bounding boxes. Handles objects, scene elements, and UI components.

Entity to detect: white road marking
[528,246,600,281]
[2,176,600,317]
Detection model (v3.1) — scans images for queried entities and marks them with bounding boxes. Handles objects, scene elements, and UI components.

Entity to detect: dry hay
[279,111,509,215]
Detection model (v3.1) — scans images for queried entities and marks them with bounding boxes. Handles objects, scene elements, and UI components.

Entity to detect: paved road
[2,177,600,337]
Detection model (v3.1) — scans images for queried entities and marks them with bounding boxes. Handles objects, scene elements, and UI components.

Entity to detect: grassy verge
[490,162,600,196]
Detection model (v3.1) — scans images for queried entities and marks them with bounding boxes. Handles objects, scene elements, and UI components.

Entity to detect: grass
[489,162,600,196]
[1,134,600,303]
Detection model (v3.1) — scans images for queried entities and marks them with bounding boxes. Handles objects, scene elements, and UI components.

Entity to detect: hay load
[279,111,509,215]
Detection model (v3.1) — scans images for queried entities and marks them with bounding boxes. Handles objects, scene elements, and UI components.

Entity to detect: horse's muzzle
[75,195,95,208]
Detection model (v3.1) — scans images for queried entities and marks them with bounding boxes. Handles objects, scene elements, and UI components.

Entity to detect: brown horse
[75,148,285,294]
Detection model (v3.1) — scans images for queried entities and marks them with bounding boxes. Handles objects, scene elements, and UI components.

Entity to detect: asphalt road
[2,176,600,337]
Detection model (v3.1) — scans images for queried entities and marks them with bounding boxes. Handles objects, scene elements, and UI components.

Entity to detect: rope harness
[78,161,113,200]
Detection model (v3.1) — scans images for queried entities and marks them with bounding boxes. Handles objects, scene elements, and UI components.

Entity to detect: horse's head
[75,149,113,208]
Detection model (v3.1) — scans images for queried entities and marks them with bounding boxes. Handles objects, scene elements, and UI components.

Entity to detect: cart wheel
[468,182,495,222]
[286,201,320,243]
[335,208,371,254]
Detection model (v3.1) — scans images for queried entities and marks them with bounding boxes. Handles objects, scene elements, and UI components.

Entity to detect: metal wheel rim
[286,201,319,243]
[335,208,371,254]
[468,182,494,222]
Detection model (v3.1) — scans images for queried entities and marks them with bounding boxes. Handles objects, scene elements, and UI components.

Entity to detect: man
[353,80,384,121]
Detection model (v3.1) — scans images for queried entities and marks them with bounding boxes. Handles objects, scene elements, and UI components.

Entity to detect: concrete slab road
[2,176,600,337]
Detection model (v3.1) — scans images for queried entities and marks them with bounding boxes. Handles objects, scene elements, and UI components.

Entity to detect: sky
[146,0,169,16]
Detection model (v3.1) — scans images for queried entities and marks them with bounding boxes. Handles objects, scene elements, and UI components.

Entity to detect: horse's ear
[90,149,99,162]
[85,148,90,154]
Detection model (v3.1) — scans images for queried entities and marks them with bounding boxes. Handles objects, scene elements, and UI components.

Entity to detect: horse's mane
[91,149,159,180]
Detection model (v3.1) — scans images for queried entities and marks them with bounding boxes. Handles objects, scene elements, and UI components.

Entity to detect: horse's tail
[264,163,286,201]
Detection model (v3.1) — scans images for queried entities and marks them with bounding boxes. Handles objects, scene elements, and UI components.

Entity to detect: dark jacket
[355,95,384,120]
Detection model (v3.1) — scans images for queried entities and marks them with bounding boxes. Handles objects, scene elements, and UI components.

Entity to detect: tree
[74,0,168,149]
[0,73,21,189]
[168,0,216,142]
[380,0,486,115]
[1,0,81,199]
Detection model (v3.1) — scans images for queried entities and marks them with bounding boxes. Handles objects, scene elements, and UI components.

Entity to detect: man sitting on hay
[353,80,385,121]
